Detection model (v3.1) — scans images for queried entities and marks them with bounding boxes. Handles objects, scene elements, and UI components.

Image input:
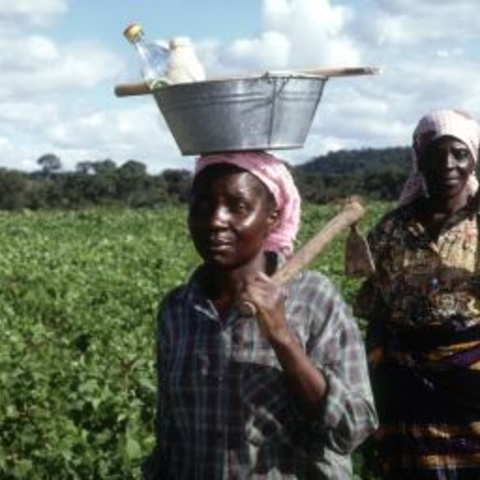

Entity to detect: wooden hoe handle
[239,201,365,317]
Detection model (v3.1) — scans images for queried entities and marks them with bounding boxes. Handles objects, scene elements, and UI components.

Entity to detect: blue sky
[1,0,480,173]
[53,1,261,46]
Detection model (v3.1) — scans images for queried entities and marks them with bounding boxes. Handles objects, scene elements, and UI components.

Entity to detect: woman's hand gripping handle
[238,201,365,317]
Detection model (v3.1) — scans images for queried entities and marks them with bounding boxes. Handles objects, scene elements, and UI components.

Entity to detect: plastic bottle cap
[123,23,143,42]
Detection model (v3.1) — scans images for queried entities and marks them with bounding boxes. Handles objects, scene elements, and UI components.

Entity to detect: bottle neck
[129,31,145,45]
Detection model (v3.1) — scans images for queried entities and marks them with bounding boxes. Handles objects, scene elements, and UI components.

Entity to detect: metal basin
[153,73,327,155]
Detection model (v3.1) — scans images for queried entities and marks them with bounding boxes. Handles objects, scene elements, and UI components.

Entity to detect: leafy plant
[0,203,389,478]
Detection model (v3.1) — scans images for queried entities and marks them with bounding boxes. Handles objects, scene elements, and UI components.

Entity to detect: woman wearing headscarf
[143,151,377,479]
[355,109,480,479]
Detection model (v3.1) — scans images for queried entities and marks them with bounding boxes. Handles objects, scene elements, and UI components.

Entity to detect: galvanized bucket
[153,73,327,155]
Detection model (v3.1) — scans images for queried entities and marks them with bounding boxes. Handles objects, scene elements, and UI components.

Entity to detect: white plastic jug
[165,37,206,84]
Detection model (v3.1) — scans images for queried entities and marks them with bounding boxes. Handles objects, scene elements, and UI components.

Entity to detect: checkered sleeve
[292,271,378,454]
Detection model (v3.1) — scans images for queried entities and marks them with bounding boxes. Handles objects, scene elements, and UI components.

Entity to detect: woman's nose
[209,204,229,227]
[438,150,456,169]
[446,152,457,168]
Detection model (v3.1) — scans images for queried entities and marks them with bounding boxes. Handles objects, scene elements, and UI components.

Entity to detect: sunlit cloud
[0,0,67,31]
[0,0,480,172]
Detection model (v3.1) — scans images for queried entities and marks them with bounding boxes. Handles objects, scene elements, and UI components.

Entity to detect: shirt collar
[183,251,285,320]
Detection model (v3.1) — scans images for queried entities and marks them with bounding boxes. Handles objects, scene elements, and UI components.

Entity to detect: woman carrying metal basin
[113,59,380,478]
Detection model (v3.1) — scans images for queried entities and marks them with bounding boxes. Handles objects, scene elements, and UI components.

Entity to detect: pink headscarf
[194,151,301,257]
[399,109,480,205]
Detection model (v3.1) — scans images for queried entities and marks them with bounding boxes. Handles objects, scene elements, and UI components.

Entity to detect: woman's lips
[207,237,233,250]
[435,176,460,186]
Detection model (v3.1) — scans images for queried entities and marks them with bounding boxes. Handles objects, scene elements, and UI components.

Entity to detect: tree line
[0,147,413,210]
[0,155,192,210]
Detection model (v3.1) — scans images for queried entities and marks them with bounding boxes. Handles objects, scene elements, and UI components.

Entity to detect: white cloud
[0,101,190,173]
[37,102,191,172]
[205,0,360,75]
[0,0,67,30]
[223,31,291,71]
[0,36,124,100]
[0,35,59,70]
[365,0,480,45]
[0,101,59,127]
[2,0,480,173]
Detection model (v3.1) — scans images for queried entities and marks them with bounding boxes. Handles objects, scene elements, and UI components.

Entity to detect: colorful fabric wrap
[370,323,480,479]
[399,109,480,205]
[194,151,301,257]
[357,203,480,479]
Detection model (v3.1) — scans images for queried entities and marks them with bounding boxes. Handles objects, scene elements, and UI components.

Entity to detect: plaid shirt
[144,257,377,479]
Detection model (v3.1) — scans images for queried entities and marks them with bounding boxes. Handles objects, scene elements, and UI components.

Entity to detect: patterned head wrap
[194,151,301,257]
[399,109,480,205]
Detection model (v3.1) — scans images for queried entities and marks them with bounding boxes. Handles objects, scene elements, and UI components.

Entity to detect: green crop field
[0,202,390,479]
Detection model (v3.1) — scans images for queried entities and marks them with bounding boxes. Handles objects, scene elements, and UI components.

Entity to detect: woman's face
[188,166,278,270]
[418,136,475,201]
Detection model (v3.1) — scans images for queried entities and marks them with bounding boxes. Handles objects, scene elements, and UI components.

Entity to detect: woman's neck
[414,191,473,238]
[420,188,471,214]
[201,252,268,315]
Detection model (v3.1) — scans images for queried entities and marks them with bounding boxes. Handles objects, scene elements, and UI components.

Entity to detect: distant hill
[297,146,411,175]
[292,146,411,202]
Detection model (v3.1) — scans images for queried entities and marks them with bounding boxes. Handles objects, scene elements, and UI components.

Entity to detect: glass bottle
[123,23,170,90]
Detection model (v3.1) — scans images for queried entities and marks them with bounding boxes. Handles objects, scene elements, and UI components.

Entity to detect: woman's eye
[231,200,249,213]
[452,148,470,160]
[233,203,247,212]
[191,198,211,213]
